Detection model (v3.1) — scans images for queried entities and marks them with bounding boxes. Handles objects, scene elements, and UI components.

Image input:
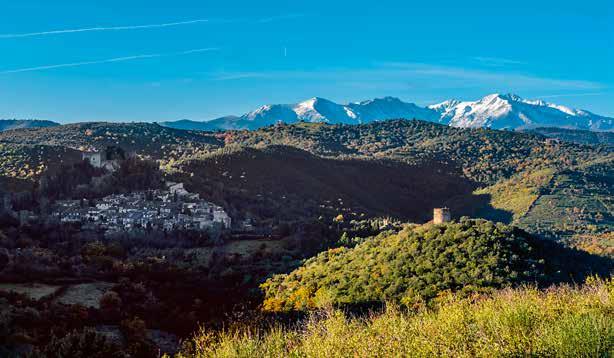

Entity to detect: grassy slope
[572,232,614,257]
[474,155,613,251]
[174,278,613,358]
[475,168,555,221]
[518,157,614,241]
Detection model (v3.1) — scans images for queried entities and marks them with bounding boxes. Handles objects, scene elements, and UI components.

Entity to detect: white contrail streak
[0,19,209,39]
[0,48,218,74]
[539,92,605,99]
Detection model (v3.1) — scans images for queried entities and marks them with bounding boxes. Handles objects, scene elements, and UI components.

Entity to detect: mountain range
[0,119,59,132]
[161,93,613,132]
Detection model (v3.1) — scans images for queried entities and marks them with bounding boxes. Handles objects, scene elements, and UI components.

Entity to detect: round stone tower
[433,207,451,224]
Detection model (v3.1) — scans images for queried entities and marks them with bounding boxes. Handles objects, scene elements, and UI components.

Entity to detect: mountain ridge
[0,119,60,131]
[161,93,613,132]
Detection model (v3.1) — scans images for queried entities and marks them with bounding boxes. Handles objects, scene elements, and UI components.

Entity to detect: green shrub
[261,219,549,311]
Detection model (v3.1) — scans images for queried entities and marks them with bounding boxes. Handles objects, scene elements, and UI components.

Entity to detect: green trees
[39,160,103,200]
[261,219,570,311]
[113,157,162,193]
[38,154,162,201]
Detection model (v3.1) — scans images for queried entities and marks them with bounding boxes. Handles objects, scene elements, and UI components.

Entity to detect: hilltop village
[52,182,231,234]
[50,150,232,233]
[0,148,232,234]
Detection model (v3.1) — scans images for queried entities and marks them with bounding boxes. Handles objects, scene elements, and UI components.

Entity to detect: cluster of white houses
[51,182,231,233]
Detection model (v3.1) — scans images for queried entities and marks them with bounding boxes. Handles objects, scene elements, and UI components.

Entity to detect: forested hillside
[0,119,611,250]
[261,219,609,311]
[1,120,607,185]
[224,120,607,184]
[167,145,494,225]
[523,127,614,146]
[0,122,221,159]
[170,120,612,248]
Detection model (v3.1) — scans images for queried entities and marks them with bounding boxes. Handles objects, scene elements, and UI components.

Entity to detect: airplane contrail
[0,19,209,39]
[0,48,218,74]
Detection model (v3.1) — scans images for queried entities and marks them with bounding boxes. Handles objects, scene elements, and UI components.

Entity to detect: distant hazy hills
[523,127,614,146]
[0,119,59,131]
[161,93,613,132]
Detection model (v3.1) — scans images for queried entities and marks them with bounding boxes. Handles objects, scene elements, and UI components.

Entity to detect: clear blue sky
[0,0,612,122]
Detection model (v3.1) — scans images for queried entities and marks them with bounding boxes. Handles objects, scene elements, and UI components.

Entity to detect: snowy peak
[160,94,613,131]
[436,93,613,131]
[230,96,434,128]
[496,93,523,102]
[348,96,439,123]
[293,97,356,124]
[243,104,297,123]
[354,96,403,106]
[429,99,461,111]
[449,93,514,128]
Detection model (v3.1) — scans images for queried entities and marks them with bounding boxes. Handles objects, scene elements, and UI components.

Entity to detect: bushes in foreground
[174,277,613,357]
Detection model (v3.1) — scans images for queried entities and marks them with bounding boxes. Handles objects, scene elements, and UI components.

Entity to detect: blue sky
[0,0,612,123]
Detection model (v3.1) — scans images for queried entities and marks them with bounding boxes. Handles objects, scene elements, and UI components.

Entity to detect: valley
[0,119,611,356]
[2,1,612,355]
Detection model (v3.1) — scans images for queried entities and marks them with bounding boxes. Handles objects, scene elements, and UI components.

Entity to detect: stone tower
[433,208,451,224]
[82,152,102,168]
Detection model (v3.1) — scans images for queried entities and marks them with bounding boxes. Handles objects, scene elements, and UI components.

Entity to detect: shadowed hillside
[224,120,609,184]
[170,146,504,224]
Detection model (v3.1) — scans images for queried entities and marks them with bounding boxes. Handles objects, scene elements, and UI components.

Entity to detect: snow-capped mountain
[346,97,440,123]
[292,97,356,124]
[163,97,434,130]
[161,94,613,131]
[429,93,613,131]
